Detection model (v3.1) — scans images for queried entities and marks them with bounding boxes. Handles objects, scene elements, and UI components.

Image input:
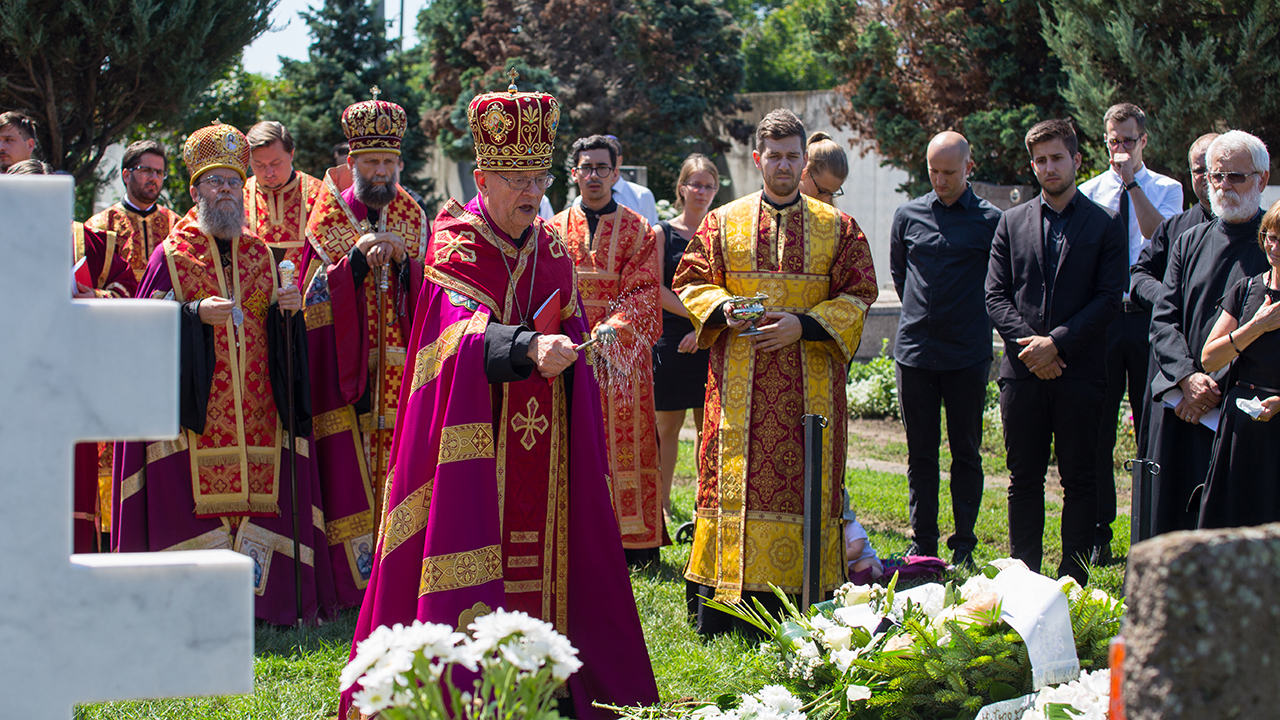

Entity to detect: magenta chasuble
[340,196,658,719]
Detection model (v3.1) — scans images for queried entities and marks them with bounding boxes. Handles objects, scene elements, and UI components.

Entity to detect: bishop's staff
[279,259,304,628]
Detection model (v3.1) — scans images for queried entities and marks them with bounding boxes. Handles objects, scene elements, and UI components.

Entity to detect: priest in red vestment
[554,134,665,566]
[339,73,658,720]
[675,109,879,635]
[244,121,324,267]
[85,140,182,283]
[297,90,428,610]
[112,122,337,625]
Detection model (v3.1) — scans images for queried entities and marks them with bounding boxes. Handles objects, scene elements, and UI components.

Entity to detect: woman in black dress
[654,154,719,519]
[1198,201,1280,528]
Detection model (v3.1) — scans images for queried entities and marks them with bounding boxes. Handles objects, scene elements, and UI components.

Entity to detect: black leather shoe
[952,547,977,569]
[905,541,938,558]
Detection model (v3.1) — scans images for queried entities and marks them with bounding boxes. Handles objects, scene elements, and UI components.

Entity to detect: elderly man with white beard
[114,122,333,626]
[1143,130,1271,536]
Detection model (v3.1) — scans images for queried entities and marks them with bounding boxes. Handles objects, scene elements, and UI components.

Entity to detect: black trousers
[1000,375,1104,584]
[1095,308,1150,545]
[896,359,990,556]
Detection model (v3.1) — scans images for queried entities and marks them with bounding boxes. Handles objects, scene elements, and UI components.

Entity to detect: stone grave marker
[1123,523,1280,719]
[0,176,253,716]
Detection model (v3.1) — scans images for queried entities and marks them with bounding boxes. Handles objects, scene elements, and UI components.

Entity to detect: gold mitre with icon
[467,69,560,172]
[183,120,250,182]
[342,87,408,156]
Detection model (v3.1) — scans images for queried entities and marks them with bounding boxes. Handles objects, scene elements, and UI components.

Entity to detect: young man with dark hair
[1077,103,1182,564]
[675,108,878,632]
[244,120,322,266]
[0,111,37,171]
[570,134,658,224]
[85,139,181,283]
[554,134,663,567]
[985,119,1126,584]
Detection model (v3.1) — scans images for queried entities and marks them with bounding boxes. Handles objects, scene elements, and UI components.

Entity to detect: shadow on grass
[254,606,361,658]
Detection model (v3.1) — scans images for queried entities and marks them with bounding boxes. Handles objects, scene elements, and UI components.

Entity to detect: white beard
[197,194,245,239]
[1210,182,1262,224]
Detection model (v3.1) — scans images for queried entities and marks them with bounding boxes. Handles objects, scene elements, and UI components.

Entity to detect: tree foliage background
[1043,0,1280,193]
[0,0,274,187]
[807,0,1068,196]
[413,0,749,209]
[728,0,838,93]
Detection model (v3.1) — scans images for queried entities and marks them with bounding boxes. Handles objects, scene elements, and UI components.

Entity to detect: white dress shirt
[1078,164,1183,266]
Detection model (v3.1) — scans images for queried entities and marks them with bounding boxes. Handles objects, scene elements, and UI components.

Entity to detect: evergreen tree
[807,0,1067,195]
[266,0,429,194]
[1043,0,1280,189]
[0,0,273,183]
[729,0,839,93]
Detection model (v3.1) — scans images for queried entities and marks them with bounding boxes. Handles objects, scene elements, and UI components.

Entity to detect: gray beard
[197,194,244,239]
[1210,184,1262,224]
[353,169,398,209]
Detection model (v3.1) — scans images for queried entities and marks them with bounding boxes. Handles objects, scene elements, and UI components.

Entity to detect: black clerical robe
[1144,212,1267,536]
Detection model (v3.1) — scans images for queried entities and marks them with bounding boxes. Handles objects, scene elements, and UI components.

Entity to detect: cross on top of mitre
[370,86,381,101]
[508,68,520,93]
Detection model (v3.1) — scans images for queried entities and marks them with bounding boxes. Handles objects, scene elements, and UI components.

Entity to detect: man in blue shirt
[890,131,1001,567]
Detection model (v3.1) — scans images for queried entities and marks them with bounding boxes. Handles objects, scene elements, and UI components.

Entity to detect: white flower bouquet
[340,608,582,720]
[693,559,1124,720]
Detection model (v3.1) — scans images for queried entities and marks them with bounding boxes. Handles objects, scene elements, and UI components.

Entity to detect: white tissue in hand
[1237,396,1265,419]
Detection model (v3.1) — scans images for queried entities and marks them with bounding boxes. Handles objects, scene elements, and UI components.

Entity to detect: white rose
[822,625,853,651]
[841,583,873,607]
[830,648,858,673]
[846,684,872,702]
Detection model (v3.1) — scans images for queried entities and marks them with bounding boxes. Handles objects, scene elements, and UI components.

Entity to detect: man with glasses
[244,121,323,267]
[571,135,660,225]
[1077,103,1182,566]
[338,77,659,720]
[0,110,37,171]
[554,134,663,567]
[296,90,428,612]
[86,140,182,283]
[675,109,878,633]
[113,122,332,626]
[1144,130,1270,536]
[889,131,1002,568]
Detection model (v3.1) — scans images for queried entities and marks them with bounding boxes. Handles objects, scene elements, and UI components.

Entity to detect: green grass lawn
[76,431,1124,718]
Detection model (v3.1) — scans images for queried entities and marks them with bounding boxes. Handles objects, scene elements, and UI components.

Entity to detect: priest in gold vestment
[86,139,182,283]
[244,121,323,267]
[674,109,878,634]
[554,134,665,566]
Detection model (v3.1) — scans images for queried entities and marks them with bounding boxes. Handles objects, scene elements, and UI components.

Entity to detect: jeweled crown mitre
[183,120,250,182]
[342,87,408,156]
[467,69,560,172]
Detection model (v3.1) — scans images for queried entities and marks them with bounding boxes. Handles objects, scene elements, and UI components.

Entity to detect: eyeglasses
[682,182,718,193]
[492,173,555,191]
[1208,171,1260,186]
[197,175,245,190]
[572,165,614,178]
[126,166,167,180]
[816,185,845,198]
[1190,167,1208,176]
[1106,136,1143,150]
[1263,233,1280,246]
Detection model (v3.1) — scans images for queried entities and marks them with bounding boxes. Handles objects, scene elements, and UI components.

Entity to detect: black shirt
[1041,192,1079,294]
[1130,203,1214,311]
[890,185,1001,370]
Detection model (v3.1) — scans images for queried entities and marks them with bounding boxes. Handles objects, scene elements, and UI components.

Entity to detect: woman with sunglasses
[654,153,719,522]
[1197,200,1280,529]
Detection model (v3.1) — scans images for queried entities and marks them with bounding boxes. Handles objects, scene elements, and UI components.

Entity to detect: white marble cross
[0,177,253,714]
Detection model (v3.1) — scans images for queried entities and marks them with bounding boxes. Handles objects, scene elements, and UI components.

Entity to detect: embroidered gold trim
[326,511,376,545]
[507,555,539,568]
[380,481,434,559]
[457,601,492,632]
[146,434,190,464]
[313,505,325,530]
[119,470,145,503]
[419,545,503,596]
[163,527,232,552]
[410,318,469,393]
[504,580,543,593]
[313,407,354,439]
[438,423,495,465]
[304,302,333,330]
[510,531,539,543]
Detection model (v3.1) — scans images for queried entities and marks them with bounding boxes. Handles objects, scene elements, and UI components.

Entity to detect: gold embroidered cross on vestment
[512,397,549,450]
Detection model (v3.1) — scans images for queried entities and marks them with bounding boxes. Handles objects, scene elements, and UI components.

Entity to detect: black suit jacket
[985,191,1126,380]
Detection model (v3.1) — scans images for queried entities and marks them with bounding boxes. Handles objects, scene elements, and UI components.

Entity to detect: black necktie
[1119,188,1130,237]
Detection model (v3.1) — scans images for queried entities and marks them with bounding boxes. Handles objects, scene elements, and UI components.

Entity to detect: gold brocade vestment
[674,192,878,601]
[245,172,323,267]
